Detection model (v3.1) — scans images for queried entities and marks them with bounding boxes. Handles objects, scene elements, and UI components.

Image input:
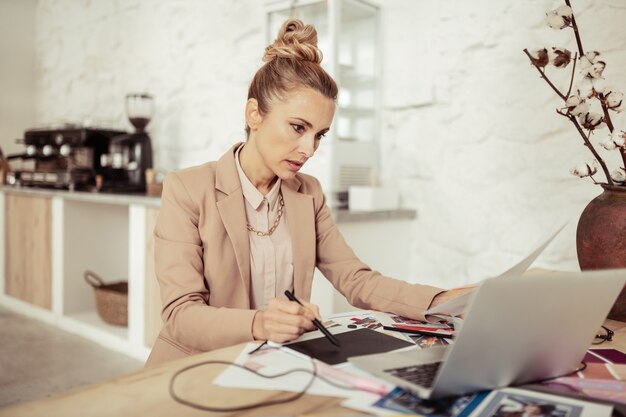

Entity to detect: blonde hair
[245,19,338,136]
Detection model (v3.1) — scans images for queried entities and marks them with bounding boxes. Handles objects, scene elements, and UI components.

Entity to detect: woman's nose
[299,135,316,158]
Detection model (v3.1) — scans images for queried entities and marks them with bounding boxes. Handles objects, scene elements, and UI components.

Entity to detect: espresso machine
[99,93,154,193]
[6,126,124,190]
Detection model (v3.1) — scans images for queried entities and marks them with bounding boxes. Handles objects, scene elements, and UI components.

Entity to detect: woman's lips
[286,160,304,171]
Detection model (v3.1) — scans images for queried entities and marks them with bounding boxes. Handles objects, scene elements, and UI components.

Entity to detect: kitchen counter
[0,185,416,221]
[0,185,161,207]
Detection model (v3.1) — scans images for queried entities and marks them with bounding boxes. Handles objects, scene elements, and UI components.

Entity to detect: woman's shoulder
[163,161,218,199]
[167,161,217,182]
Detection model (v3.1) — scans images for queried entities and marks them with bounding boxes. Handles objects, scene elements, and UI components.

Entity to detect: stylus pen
[284,290,341,347]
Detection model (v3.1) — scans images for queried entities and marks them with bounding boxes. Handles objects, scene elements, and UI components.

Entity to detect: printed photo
[410,335,450,349]
[374,386,487,416]
[473,391,583,417]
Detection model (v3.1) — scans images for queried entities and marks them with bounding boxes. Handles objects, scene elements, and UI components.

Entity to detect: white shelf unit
[265,0,382,208]
[62,200,129,338]
[0,189,154,361]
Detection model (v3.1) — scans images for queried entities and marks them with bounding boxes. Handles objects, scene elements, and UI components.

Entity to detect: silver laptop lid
[430,269,625,399]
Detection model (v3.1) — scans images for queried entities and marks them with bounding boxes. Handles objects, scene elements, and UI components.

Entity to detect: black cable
[169,360,318,412]
[168,354,363,412]
[592,325,614,344]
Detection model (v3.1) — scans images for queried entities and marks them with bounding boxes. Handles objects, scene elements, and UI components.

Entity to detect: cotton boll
[580,62,606,78]
[545,11,568,29]
[556,5,573,17]
[592,77,607,94]
[565,95,590,116]
[612,131,626,148]
[588,61,606,78]
[577,77,594,98]
[599,134,618,150]
[578,112,604,130]
[611,168,626,183]
[529,48,549,67]
[606,91,624,112]
[549,47,572,68]
[598,131,626,150]
[570,160,599,177]
[566,95,583,107]
[571,102,590,117]
[579,51,601,70]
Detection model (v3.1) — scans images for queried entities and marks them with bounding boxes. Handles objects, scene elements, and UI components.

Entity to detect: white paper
[425,223,566,317]
[341,394,399,417]
[468,387,612,417]
[213,343,394,400]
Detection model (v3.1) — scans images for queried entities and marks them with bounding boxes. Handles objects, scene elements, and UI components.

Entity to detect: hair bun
[263,18,323,64]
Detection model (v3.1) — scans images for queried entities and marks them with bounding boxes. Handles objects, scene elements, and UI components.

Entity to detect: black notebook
[285,328,413,365]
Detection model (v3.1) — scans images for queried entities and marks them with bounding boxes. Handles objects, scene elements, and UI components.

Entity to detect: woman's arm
[155,171,257,352]
[308,177,444,321]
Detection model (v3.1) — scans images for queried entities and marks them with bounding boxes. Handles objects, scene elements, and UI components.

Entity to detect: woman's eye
[291,124,305,133]
[316,132,326,140]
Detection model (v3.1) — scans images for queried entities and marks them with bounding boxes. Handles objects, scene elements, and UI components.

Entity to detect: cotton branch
[565,52,578,98]
[565,0,585,56]
[557,109,614,185]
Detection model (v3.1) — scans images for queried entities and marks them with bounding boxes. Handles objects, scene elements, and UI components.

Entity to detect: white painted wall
[0,0,38,157]
[2,0,625,289]
[378,0,626,287]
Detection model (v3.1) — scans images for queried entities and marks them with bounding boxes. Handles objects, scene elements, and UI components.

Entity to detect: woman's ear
[245,98,263,131]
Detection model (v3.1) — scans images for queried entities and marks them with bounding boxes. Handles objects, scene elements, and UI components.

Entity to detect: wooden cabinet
[4,194,52,310]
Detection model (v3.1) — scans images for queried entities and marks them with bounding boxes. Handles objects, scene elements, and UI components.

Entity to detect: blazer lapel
[215,144,251,306]
[282,178,316,301]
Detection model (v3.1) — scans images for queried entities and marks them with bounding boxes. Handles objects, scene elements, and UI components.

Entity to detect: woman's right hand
[252,297,320,343]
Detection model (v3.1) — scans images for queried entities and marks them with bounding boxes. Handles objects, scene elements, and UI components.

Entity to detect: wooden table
[0,343,353,417]
[3,320,626,417]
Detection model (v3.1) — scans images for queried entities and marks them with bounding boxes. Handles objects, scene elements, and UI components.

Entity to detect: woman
[146,18,464,366]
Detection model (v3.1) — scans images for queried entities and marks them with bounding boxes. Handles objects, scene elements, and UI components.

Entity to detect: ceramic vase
[576,184,626,321]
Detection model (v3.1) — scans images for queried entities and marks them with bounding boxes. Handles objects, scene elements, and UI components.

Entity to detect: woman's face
[248,87,335,182]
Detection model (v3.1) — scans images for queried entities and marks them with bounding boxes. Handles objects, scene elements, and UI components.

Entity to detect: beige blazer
[146,144,443,366]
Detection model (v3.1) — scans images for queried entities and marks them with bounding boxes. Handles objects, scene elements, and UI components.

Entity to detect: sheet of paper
[467,387,612,417]
[425,223,566,317]
[213,343,395,400]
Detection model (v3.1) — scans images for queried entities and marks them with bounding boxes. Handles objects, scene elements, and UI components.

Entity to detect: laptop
[348,269,625,400]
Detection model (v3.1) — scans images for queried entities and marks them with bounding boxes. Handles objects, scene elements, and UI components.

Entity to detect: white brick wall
[10,0,626,288]
[378,0,626,287]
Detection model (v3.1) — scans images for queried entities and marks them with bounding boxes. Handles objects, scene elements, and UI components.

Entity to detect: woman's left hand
[429,285,476,310]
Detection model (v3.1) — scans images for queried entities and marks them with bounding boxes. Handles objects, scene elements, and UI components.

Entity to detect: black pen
[284,290,341,347]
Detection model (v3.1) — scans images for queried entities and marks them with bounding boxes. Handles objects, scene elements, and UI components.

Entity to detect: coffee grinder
[100,93,154,192]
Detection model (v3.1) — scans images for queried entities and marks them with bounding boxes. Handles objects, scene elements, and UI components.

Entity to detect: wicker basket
[84,270,128,326]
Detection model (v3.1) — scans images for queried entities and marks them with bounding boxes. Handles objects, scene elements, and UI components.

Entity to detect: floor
[0,306,143,409]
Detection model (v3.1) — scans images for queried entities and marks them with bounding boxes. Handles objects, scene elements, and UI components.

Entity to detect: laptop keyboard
[383,361,443,388]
